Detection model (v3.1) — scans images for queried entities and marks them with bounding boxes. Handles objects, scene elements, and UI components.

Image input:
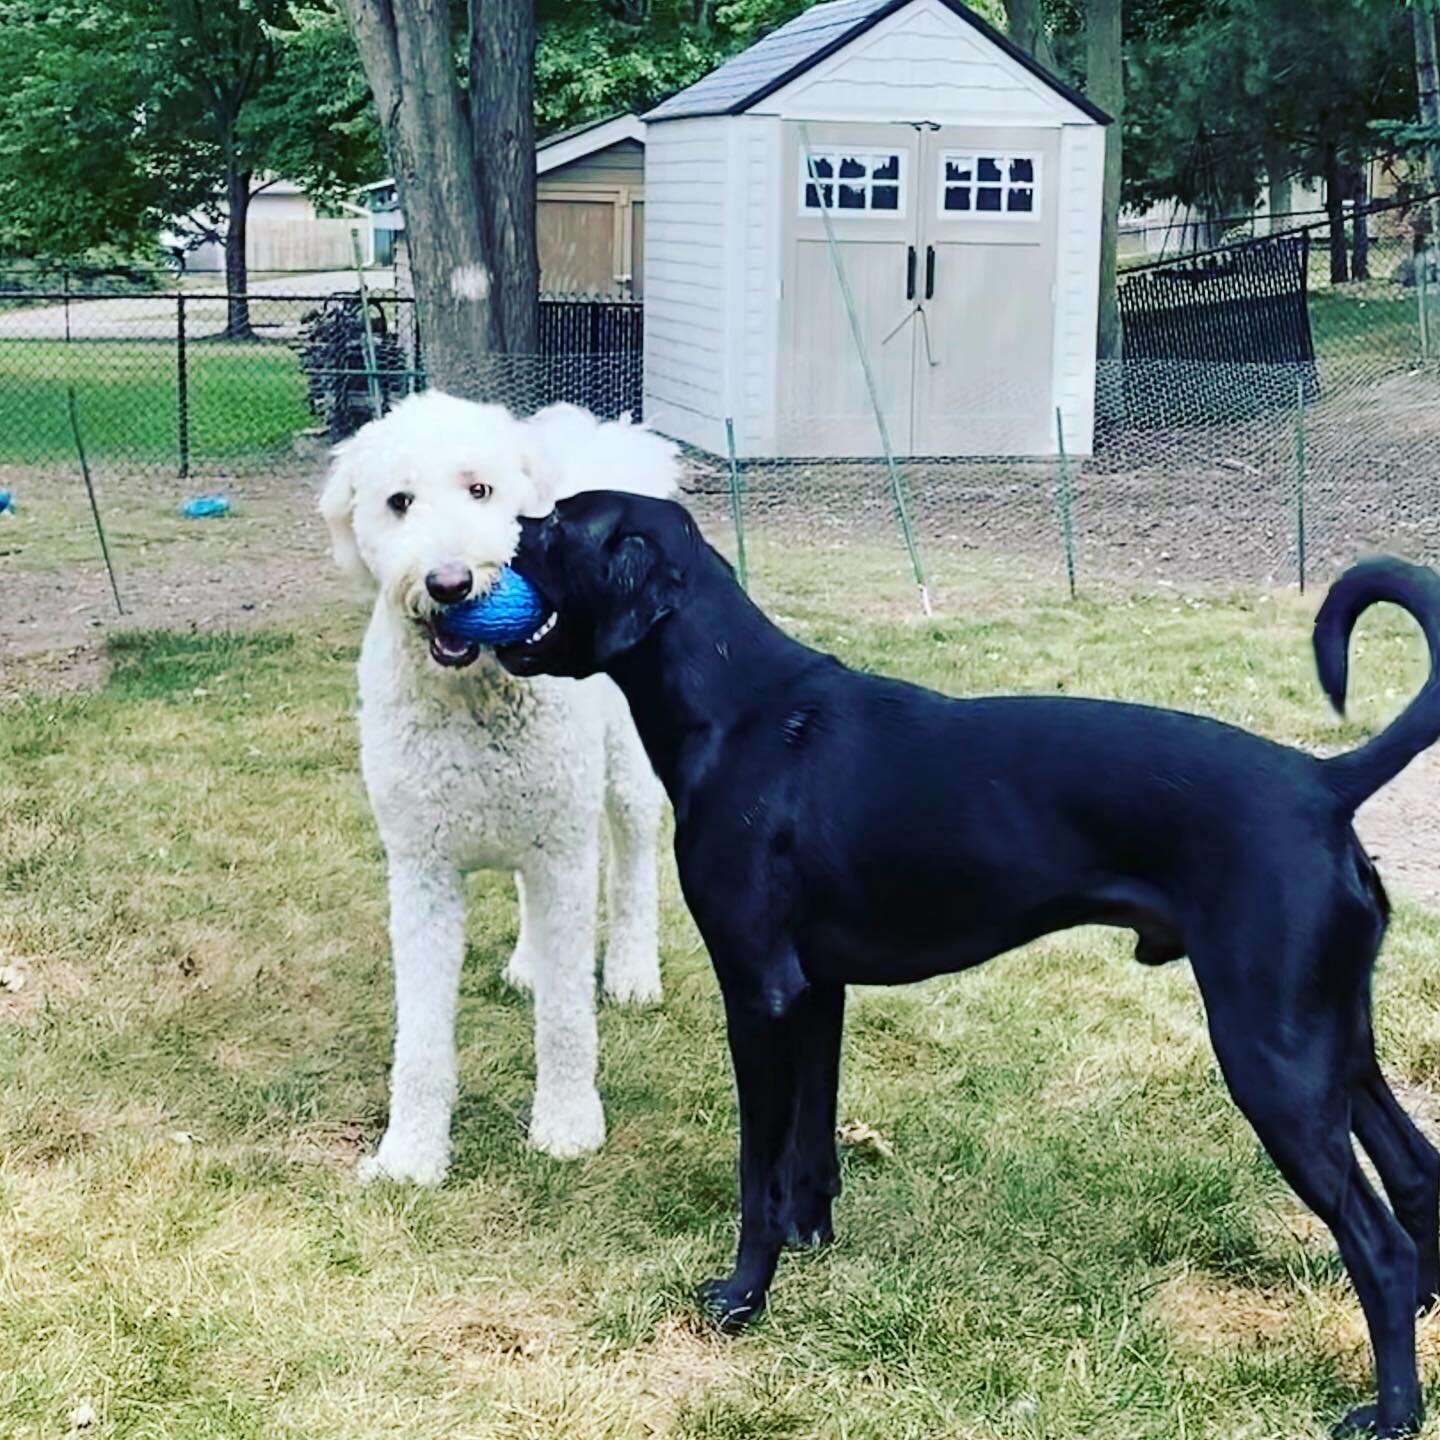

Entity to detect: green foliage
[1122,0,1414,214]
[533,0,811,131]
[239,5,382,207]
[0,0,380,264]
[0,0,177,258]
[531,0,1009,133]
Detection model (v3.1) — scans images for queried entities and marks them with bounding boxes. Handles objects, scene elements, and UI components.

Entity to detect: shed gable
[763,0,1095,126]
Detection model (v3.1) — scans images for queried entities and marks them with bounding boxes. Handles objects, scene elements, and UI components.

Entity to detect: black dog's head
[497,490,696,679]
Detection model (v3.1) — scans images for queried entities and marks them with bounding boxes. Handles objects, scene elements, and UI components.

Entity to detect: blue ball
[433,567,548,647]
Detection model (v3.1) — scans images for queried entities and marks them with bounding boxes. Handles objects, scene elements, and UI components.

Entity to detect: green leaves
[0,0,379,264]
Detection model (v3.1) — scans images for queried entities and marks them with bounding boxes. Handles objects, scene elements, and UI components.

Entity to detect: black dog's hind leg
[699,966,828,1331]
[779,981,845,1248]
[1200,951,1421,1439]
[1352,1045,1440,1313]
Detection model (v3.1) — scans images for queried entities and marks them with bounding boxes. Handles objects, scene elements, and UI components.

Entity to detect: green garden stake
[1054,408,1078,601]
[67,386,124,615]
[1421,248,1432,362]
[725,417,748,591]
[1295,375,1308,594]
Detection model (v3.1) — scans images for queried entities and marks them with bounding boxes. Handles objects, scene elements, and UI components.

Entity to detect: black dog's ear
[592,533,681,668]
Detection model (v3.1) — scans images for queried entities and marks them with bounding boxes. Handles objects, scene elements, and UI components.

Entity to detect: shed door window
[801,150,904,216]
[940,154,1038,218]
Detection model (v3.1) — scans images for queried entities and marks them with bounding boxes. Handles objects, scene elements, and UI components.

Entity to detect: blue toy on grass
[433,567,548,647]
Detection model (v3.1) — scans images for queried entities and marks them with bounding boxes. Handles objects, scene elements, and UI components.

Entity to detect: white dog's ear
[319,442,368,576]
[517,444,558,519]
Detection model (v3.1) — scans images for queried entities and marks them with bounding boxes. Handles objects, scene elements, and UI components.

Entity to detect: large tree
[339,0,540,395]
[1124,0,1412,281]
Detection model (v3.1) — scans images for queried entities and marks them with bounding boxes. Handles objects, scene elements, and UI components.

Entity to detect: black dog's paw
[696,1277,766,1334]
[1331,1402,1422,1438]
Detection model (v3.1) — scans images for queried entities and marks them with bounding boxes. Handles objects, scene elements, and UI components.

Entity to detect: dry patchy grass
[4,552,1440,1437]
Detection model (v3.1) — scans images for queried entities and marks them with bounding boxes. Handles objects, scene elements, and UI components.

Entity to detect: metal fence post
[1421,247,1432,362]
[1295,375,1307,593]
[725,417,748,591]
[177,292,190,479]
[1053,407,1078,601]
[63,268,71,344]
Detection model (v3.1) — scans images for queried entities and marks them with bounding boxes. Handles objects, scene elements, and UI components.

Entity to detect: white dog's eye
[387,492,413,516]
[469,482,493,502]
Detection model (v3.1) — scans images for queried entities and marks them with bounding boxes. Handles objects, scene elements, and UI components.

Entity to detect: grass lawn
[1310,286,1425,372]
[0,339,313,468]
[5,551,1440,1438]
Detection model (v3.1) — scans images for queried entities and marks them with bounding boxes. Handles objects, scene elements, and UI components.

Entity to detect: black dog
[499,492,1440,1438]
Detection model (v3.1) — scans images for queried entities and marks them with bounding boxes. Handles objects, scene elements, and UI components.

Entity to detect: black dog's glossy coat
[500,493,1440,1438]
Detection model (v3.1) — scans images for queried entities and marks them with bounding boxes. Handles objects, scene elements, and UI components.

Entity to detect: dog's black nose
[425,564,473,604]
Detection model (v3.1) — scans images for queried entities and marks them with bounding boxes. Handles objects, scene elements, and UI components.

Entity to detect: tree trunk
[1003,0,1058,71]
[224,165,254,340]
[1351,165,1369,281]
[1414,0,1440,238]
[1086,0,1123,360]
[470,0,539,355]
[1324,140,1349,284]
[339,0,506,399]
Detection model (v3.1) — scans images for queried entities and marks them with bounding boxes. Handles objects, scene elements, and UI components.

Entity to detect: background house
[176,180,375,273]
[641,0,1109,460]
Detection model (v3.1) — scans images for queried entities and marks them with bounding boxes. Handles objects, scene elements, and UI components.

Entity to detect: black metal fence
[1117,233,1319,425]
[0,287,645,478]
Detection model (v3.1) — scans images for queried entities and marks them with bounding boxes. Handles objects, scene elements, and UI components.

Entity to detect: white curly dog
[321,392,678,1183]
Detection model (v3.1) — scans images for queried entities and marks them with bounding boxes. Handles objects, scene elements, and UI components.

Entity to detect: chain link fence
[1,221,1437,613]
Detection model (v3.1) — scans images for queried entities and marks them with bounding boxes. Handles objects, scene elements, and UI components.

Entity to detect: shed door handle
[906,246,916,301]
[925,245,936,300]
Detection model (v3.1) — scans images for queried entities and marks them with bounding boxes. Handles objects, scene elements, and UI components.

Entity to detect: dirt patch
[1354,748,1440,908]
[1,461,353,683]
[280,1119,369,1170]
[1153,1268,1440,1390]
[1150,1271,1294,1354]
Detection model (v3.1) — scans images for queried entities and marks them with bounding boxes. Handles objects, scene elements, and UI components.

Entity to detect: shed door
[779,124,1060,458]
[913,128,1060,455]
[779,124,923,456]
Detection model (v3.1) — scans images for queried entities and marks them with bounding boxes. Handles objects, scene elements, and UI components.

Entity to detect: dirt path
[1355,749,1440,908]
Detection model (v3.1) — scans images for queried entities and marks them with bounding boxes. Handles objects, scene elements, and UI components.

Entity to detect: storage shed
[641,0,1110,458]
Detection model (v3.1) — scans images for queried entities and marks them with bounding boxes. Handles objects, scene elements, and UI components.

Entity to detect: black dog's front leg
[699,971,826,1332]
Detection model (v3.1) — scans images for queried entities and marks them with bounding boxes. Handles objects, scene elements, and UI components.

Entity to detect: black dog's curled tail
[1315,556,1440,810]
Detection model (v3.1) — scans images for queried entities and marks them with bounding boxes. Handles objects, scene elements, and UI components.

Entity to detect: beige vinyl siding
[642,118,730,450]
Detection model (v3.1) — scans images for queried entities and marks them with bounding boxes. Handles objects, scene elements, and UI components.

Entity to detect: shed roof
[536,113,645,174]
[644,0,1110,125]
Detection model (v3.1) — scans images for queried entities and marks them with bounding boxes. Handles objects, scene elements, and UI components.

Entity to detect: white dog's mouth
[423,622,482,669]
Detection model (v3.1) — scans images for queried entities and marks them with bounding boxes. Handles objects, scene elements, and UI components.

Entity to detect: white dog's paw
[503,944,537,995]
[602,952,662,1007]
[356,1132,449,1187]
[529,1091,606,1159]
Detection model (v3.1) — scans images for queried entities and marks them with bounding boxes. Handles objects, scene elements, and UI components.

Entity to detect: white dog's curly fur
[321,392,677,1182]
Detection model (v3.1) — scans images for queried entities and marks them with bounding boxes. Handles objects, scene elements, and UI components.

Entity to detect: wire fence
[1,225,1438,609]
